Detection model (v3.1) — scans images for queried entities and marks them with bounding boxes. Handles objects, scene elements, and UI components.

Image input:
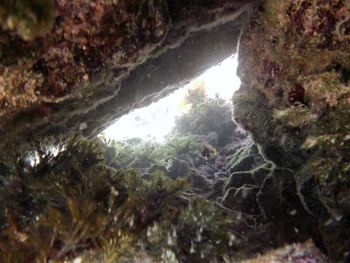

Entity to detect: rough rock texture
[0,0,253,146]
[2,0,350,261]
[242,240,328,263]
[107,95,327,260]
[234,0,350,261]
[0,95,328,262]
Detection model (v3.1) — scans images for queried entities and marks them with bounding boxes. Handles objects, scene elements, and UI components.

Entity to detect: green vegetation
[175,82,236,146]
[235,1,350,260]
[0,132,244,262]
[0,82,254,262]
[105,135,203,170]
[175,98,236,146]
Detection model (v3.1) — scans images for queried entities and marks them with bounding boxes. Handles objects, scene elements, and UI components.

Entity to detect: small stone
[83,74,89,81]
[79,122,88,130]
[289,209,297,216]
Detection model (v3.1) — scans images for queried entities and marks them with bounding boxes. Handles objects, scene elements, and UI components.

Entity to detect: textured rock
[104,96,322,258]
[234,0,350,260]
[3,0,350,261]
[242,240,328,263]
[0,0,253,146]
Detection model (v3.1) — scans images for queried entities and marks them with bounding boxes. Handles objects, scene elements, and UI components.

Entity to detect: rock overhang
[0,0,254,146]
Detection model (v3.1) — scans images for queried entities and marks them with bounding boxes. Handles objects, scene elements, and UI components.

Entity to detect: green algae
[234,1,350,260]
[0,134,246,262]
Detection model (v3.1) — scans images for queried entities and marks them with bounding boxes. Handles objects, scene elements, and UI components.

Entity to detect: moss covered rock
[234,0,350,260]
[0,0,252,147]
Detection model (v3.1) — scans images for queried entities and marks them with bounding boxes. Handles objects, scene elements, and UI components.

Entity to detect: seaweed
[0,134,245,262]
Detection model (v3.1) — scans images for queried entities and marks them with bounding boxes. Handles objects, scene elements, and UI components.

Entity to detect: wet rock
[0,0,253,147]
[242,240,328,263]
[234,1,350,260]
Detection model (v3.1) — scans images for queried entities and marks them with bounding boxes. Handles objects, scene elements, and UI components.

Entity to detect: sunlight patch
[101,56,240,142]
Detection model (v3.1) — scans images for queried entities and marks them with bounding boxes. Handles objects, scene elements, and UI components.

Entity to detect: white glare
[101,56,240,142]
[201,56,241,100]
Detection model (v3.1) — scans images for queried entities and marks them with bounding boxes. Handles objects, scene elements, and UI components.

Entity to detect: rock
[0,0,253,147]
[2,0,350,261]
[242,240,328,263]
[234,1,350,260]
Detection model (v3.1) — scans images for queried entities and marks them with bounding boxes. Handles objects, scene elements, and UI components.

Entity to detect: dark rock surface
[108,96,327,260]
[1,0,350,261]
[234,1,350,261]
[242,240,328,263]
[0,0,253,147]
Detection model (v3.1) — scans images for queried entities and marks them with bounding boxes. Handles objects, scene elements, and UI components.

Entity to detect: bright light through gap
[101,55,241,142]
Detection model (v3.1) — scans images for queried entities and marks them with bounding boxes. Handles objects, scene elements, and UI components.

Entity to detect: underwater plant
[0,134,248,262]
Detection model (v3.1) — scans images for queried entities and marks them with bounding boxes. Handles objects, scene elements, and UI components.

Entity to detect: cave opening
[3,0,349,261]
[100,55,241,143]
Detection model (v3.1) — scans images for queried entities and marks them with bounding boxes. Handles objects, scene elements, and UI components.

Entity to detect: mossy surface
[0,0,250,146]
[1,0,347,261]
[0,134,248,262]
[0,90,327,262]
[234,0,350,260]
